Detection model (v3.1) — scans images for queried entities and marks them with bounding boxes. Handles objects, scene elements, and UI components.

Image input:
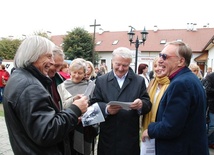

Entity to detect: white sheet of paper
[140,138,155,155]
[83,81,95,99]
[107,101,132,110]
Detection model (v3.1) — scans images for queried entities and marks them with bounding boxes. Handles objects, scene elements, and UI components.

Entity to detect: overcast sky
[0,0,213,38]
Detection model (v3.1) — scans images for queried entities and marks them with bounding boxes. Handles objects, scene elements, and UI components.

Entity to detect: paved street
[0,116,13,155]
[0,104,213,155]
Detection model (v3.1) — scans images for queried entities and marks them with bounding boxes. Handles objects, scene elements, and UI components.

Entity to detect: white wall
[2,60,14,74]
[207,47,214,70]
[98,52,112,72]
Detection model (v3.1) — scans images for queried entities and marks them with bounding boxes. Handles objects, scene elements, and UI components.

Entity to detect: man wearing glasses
[142,41,209,155]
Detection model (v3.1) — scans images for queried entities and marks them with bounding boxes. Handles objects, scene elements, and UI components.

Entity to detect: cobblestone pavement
[0,117,14,155]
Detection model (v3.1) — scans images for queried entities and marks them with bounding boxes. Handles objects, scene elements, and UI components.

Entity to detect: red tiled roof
[51,28,214,53]
[51,35,65,48]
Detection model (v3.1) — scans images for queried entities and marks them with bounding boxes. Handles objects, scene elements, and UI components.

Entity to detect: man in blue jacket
[142,41,209,155]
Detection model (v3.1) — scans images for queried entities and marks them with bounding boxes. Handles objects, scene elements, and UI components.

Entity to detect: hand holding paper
[140,138,155,155]
[106,104,122,115]
[107,101,132,110]
[130,98,142,110]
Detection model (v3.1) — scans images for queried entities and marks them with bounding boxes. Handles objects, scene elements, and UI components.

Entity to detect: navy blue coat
[91,68,151,155]
[148,67,209,155]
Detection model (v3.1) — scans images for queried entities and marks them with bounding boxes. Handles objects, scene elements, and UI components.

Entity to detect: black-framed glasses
[159,53,178,60]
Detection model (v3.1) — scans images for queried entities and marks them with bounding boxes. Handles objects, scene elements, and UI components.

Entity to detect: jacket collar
[170,67,190,81]
[24,64,52,87]
[107,67,135,82]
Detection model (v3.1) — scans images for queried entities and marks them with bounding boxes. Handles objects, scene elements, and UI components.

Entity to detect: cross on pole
[90,19,101,65]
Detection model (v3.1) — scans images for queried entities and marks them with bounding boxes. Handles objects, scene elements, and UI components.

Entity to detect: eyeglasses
[159,53,178,60]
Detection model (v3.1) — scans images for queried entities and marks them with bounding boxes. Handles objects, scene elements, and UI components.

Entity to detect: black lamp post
[127,26,148,73]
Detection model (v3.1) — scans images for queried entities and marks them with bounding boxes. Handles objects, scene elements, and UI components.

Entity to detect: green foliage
[63,27,96,63]
[34,31,50,39]
[0,31,51,61]
[0,38,22,60]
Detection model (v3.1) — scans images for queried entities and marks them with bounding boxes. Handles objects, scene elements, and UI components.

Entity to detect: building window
[112,40,119,45]
[96,41,102,45]
[160,39,166,44]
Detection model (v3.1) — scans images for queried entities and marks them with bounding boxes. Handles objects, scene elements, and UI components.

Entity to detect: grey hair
[53,46,65,59]
[165,41,192,67]
[69,58,87,73]
[14,36,55,68]
[112,47,132,62]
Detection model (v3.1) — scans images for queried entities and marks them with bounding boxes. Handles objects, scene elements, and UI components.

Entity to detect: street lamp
[127,26,148,73]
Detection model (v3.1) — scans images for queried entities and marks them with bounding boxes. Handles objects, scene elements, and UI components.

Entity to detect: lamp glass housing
[127,30,135,42]
[141,28,148,42]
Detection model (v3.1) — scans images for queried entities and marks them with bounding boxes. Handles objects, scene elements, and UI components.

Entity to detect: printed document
[140,138,155,155]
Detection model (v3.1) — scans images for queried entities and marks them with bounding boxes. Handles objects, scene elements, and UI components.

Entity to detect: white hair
[69,58,87,73]
[53,46,65,59]
[14,36,55,68]
[112,47,132,62]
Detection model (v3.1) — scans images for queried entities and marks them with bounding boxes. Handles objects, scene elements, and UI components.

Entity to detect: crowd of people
[1,35,213,155]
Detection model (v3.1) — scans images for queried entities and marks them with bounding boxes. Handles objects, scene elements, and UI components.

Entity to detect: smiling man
[47,46,65,110]
[142,41,209,155]
[91,47,152,155]
[3,36,88,155]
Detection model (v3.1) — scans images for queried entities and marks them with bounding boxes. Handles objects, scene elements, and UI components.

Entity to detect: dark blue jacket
[148,67,209,155]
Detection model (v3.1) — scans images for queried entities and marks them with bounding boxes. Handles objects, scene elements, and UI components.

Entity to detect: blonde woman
[85,61,96,81]
[189,63,203,80]
[142,57,170,131]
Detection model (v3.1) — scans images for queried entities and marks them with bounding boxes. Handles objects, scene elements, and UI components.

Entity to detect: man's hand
[73,94,84,101]
[73,96,88,114]
[130,98,142,110]
[142,129,150,142]
[107,105,122,115]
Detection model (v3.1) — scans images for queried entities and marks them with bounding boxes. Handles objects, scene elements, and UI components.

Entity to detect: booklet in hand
[82,103,105,127]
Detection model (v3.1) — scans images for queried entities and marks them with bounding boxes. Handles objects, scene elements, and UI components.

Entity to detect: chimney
[187,23,190,31]
[192,23,197,31]
[153,25,158,32]
[98,28,104,34]
[207,23,209,28]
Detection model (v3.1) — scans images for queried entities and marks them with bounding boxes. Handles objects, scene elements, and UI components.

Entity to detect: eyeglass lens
[159,53,167,60]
